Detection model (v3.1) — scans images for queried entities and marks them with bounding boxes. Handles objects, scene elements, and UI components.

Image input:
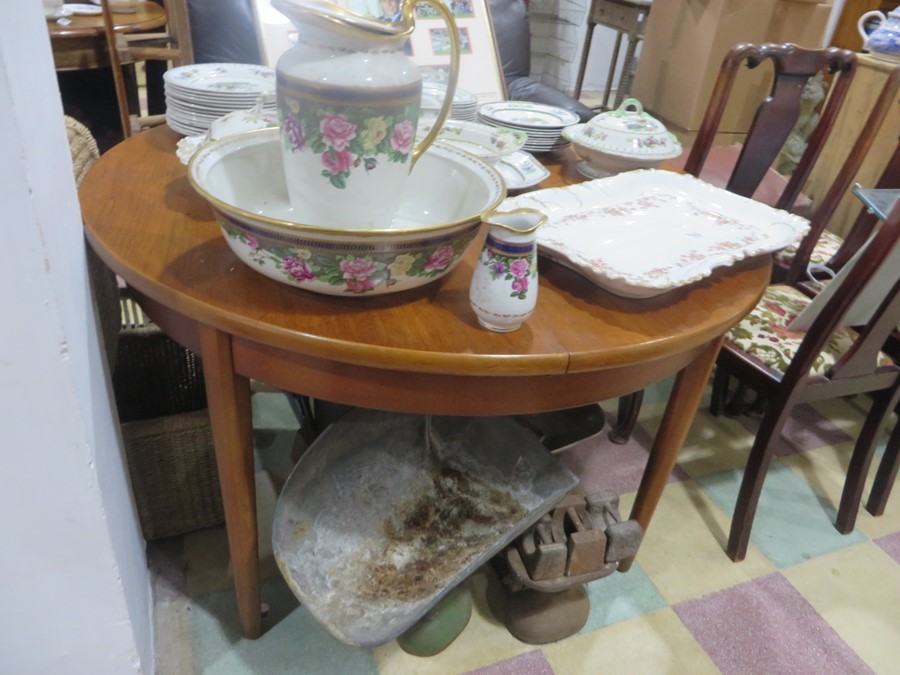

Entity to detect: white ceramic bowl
[188,127,506,296]
[416,119,527,162]
[563,98,683,176]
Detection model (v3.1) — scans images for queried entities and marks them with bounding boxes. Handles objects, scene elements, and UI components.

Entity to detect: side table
[573,0,651,109]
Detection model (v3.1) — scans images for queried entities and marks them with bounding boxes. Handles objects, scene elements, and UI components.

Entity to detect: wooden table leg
[199,326,261,638]
[618,337,723,572]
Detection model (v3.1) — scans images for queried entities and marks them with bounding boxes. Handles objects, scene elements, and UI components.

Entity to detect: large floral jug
[272,0,460,230]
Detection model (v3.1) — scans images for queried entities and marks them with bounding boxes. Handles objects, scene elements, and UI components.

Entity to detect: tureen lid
[570,98,682,159]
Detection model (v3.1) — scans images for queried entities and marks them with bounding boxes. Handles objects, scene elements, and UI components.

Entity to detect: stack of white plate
[477,101,580,153]
[164,63,277,136]
[449,88,478,121]
[421,84,479,122]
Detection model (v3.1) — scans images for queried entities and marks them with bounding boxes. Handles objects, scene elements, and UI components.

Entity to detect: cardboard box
[632,0,833,132]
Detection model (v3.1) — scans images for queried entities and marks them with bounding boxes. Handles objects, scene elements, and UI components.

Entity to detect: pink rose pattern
[224,221,471,295]
[321,149,354,176]
[279,96,417,189]
[390,119,415,154]
[283,256,315,282]
[481,248,536,300]
[424,245,455,272]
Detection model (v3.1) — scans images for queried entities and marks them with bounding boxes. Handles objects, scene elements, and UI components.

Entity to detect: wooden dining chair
[681,43,856,208]
[100,0,194,140]
[709,198,900,562]
[608,44,898,445]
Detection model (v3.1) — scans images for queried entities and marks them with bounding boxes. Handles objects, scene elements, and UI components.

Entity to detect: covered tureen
[562,98,683,179]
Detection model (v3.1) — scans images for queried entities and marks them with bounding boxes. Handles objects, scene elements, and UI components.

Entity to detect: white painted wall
[529,3,641,102]
[0,4,152,674]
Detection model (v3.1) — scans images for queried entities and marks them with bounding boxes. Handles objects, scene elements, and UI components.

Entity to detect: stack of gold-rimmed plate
[421,83,479,122]
[478,101,579,153]
[163,63,276,136]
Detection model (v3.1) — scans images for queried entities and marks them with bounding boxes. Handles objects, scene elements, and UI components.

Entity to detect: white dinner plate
[163,63,275,96]
[478,101,580,129]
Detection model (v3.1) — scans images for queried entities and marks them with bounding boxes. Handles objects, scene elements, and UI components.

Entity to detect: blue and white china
[858,6,900,62]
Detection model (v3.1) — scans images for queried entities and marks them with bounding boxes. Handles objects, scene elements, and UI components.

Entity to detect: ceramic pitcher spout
[482,208,547,236]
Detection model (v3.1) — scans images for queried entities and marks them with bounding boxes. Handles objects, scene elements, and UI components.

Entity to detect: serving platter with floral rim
[502,169,810,298]
[416,119,527,162]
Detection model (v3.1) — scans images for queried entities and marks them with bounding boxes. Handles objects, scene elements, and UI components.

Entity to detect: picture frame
[249,0,507,104]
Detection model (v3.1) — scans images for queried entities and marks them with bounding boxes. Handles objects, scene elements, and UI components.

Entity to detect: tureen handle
[617,98,644,114]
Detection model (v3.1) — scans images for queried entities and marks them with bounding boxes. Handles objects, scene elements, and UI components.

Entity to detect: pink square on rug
[875,531,900,564]
[674,572,873,674]
[736,403,853,456]
[464,649,554,675]
[558,412,689,496]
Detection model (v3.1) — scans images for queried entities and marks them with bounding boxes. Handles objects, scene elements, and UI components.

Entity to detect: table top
[47,1,166,39]
[79,126,770,383]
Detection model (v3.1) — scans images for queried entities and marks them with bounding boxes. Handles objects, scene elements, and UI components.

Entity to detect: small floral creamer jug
[858,6,900,62]
[272,0,460,230]
[469,208,546,332]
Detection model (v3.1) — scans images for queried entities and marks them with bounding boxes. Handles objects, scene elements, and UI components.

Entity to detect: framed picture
[250,0,507,104]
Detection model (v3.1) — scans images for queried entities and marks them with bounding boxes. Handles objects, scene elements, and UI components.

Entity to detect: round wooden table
[48,1,167,71]
[80,125,771,639]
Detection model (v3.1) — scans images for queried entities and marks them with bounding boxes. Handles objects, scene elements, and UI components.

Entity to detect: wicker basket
[113,295,221,539]
[112,302,208,423]
[121,410,224,540]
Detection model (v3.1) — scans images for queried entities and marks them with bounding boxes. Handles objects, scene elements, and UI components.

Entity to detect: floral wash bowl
[188,128,506,296]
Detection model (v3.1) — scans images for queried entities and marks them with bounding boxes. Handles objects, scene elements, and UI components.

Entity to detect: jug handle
[404,0,461,169]
[858,10,886,46]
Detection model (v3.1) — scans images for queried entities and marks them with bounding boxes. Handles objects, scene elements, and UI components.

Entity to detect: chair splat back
[684,43,857,212]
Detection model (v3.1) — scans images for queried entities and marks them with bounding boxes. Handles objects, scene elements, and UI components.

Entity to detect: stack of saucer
[421,84,479,122]
[449,88,478,121]
[477,101,579,153]
[164,63,277,136]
